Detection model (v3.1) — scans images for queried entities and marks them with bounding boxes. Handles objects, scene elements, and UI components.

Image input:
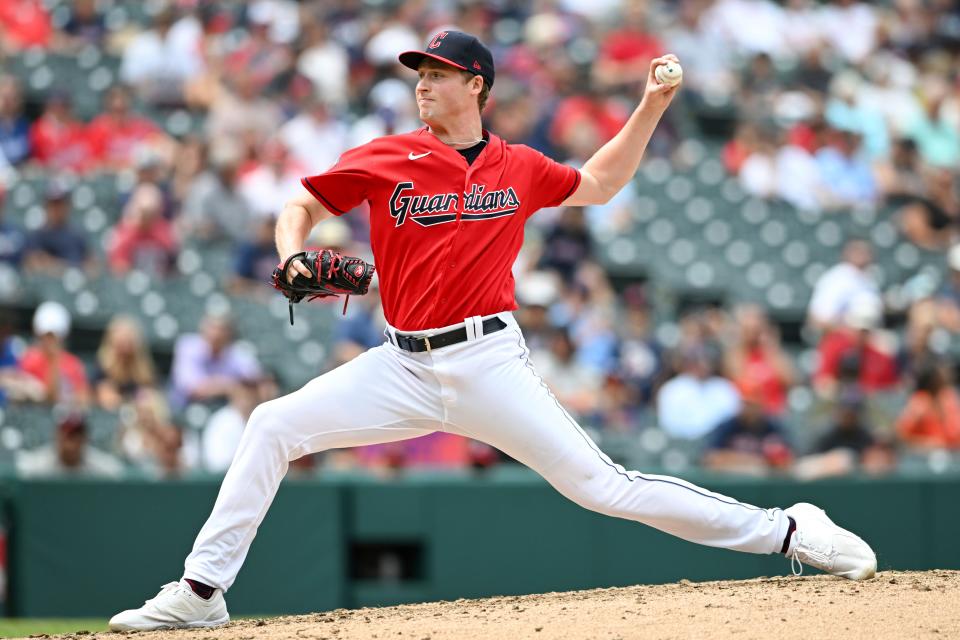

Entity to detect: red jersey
[302,128,580,331]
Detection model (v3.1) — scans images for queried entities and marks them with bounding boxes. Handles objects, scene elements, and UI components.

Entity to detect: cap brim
[398,50,468,72]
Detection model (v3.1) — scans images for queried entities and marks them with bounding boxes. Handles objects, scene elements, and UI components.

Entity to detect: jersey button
[449,262,456,269]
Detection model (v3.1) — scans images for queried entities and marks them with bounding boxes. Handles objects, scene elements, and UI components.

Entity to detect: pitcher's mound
[75,570,960,640]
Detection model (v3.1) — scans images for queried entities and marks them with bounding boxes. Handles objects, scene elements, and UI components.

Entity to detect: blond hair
[96,315,156,388]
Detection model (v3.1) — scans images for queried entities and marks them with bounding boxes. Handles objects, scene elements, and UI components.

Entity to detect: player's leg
[183,344,441,591]
[444,316,875,577]
[110,344,441,630]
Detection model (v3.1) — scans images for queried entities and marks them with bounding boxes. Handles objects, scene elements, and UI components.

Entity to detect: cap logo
[428,31,448,49]
[473,60,481,70]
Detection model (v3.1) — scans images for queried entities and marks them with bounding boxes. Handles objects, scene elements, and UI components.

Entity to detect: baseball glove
[271,249,375,325]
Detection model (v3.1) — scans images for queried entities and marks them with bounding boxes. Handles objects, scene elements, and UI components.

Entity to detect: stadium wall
[5,471,959,617]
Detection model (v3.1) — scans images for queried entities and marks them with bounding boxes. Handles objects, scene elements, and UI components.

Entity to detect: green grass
[0,619,108,638]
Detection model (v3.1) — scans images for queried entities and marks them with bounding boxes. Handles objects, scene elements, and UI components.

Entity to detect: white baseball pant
[183,312,790,591]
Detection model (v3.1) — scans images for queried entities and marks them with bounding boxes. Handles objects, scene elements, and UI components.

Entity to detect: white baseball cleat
[109,579,230,631]
[784,502,877,581]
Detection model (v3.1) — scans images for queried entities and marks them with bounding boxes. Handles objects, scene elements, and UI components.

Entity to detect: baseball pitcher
[110,31,876,631]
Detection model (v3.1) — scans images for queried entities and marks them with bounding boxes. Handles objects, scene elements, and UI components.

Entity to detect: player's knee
[246,401,287,443]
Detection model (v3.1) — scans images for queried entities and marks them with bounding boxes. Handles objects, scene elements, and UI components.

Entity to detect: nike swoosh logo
[408,151,432,160]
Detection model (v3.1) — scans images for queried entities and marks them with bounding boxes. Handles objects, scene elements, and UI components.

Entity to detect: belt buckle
[423,335,432,352]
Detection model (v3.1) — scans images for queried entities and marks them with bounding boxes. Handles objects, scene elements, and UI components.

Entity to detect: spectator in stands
[814,129,877,208]
[587,373,642,433]
[895,359,960,450]
[92,315,157,412]
[181,141,254,243]
[725,304,794,416]
[120,4,204,108]
[117,388,195,478]
[807,238,879,330]
[60,0,105,49]
[201,377,260,472]
[935,244,960,333]
[296,19,349,109]
[0,317,43,405]
[532,327,601,422]
[814,292,899,398]
[616,295,663,408]
[23,179,92,275]
[239,139,305,219]
[536,208,592,284]
[19,301,90,409]
[702,382,793,476]
[170,312,261,410]
[206,68,282,151]
[0,75,30,166]
[330,284,384,367]
[794,389,894,480]
[874,138,925,203]
[907,84,960,170]
[28,91,96,174]
[656,345,740,440]
[278,95,348,174]
[224,4,294,94]
[897,167,960,250]
[16,412,123,478]
[107,182,178,277]
[86,86,164,171]
[0,184,25,267]
[591,1,662,92]
[228,215,280,299]
[515,272,561,354]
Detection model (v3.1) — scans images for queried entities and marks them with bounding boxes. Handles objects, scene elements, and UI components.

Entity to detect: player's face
[416,61,476,125]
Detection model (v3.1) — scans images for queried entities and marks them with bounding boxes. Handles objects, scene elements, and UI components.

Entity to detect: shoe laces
[790,550,803,576]
[145,581,184,606]
[791,530,834,575]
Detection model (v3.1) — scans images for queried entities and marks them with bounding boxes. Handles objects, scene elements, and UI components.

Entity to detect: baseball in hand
[655,62,683,87]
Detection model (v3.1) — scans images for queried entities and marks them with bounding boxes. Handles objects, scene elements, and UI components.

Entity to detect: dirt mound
[39,570,960,640]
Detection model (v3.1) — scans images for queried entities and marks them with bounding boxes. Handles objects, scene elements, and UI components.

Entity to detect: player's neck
[426,119,484,149]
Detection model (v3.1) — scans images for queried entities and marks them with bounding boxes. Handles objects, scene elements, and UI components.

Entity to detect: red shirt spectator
[29,94,96,173]
[814,330,899,393]
[550,96,629,152]
[87,87,162,170]
[108,183,177,276]
[0,0,52,50]
[20,301,90,407]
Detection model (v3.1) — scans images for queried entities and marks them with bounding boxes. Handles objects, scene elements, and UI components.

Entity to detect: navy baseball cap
[399,30,495,88]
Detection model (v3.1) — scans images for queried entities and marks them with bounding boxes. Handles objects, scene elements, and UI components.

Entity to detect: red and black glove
[271,249,375,324]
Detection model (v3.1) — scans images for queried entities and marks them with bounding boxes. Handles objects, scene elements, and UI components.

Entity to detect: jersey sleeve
[522,147,581,214]
[300,144,374,216]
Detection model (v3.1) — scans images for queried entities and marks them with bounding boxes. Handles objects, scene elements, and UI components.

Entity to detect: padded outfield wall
[5,469,959,617]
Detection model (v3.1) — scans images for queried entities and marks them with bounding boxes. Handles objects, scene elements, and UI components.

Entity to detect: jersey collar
[416,127,503,169]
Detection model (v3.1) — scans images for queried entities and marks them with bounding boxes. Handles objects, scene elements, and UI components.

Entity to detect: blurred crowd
[0,0,958,481]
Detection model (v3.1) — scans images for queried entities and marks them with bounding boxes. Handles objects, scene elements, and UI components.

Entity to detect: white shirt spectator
[239,163,304,219]
[776,145,823,211]
[739,150,777,198]
[704,0,790,58]
[808,262,880,327]
[297,37,350,108]
[120,16,204,87]
[279,111,349,174]
[818,2,877,64]
[657,374,741,439]
[364,22,420,67]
